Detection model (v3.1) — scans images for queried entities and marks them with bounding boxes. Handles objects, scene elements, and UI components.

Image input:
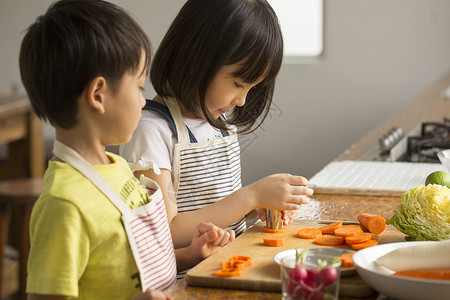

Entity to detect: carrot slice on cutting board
[351,239,378,250]
[263,236,285,247]
[318,222,343,234]
[345,233,372,244]
[213,268,244,277]
[314,235,345,246]
[297,228,323,239]
[340,253,355,268]
[370,233,379,240]
[334,226,363,237]
[358,213,386,234]
[222,261,246,270]
[229,256,252,267]
[262,226,286,233]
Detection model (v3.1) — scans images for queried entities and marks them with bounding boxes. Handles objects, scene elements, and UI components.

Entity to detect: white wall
[1,0,450,185]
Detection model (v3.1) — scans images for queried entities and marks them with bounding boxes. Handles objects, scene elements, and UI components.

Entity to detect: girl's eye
[234,81,244,88]
[139,87,145,93]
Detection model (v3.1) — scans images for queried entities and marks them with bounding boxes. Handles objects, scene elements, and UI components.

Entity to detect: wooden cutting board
[186,219,406,298]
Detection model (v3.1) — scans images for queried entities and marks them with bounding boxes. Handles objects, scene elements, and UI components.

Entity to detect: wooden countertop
[337,70,450,161]
[167,194,402,300]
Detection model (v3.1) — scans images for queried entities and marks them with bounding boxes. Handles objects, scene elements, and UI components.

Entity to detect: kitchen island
[165,71,450,299]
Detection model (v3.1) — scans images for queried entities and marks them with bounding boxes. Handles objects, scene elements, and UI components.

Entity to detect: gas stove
[357,117,450,163]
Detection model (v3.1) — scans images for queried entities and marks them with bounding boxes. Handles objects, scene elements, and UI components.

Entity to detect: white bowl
[353,242,450,300]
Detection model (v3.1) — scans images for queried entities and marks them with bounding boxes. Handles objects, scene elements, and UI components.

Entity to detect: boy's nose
[140,95,146,108]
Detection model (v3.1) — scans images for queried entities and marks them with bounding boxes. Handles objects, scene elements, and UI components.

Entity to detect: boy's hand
[131,290,172,300]
[190,222,235,260]
[249,173,313,211]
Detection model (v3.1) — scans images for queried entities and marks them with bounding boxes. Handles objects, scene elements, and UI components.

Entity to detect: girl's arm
[135,169,256,248]
[135,169,312,248]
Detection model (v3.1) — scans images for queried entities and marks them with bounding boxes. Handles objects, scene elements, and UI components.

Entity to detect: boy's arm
[174,222,234,272]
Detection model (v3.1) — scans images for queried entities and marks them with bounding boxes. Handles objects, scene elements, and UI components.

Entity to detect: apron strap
[52,140,130,214]
[163,97,231,141]
[144,99,198,143]
[163,97,191,146]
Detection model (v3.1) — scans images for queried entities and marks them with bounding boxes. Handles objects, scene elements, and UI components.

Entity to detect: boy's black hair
[19,0,151,129]
[150,0,283,134]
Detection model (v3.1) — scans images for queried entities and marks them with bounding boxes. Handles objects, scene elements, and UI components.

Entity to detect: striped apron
[145,98,247,236]
[53,140,177,291]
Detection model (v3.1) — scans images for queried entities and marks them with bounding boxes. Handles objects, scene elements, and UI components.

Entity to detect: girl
[120,0,313,250]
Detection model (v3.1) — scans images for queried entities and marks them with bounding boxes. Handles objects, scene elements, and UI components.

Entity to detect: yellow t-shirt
[27,153,152,299]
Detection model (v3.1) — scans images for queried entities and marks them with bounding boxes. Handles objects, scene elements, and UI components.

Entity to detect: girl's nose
[234,93,247,107]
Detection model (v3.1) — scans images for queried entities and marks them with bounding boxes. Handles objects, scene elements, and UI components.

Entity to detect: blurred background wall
[1,0,449,185]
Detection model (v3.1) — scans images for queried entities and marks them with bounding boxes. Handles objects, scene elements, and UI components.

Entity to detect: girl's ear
[86,76,108,114]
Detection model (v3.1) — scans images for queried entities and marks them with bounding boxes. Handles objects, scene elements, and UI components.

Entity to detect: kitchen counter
[337,70,450,161]
[166,194,402,300]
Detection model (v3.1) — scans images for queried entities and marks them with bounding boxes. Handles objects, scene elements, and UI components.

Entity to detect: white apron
[53,140,177,291]
[154,97,247,235]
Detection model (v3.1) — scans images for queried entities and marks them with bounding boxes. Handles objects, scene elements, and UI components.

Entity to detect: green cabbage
[387,184,450,241]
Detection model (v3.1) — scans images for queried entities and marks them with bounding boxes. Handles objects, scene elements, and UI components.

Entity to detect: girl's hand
[249,173,313,211]
[131,290,172,300]
[282,209,300,225]
[190,222,235,260]
[256,208,299,225]
[256,208,267,222]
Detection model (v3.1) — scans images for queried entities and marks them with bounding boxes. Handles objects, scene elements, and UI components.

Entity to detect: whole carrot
[358,213,386,234]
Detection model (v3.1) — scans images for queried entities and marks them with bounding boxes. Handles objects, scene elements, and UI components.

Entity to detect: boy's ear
[86,76,108,114]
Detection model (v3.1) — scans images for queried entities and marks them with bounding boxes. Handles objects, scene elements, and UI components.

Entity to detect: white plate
[273,248,356,276]
[353,241,450,300]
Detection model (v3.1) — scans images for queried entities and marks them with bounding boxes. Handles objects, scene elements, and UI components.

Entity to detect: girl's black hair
[19,0,152,129]
[151,0,283,133]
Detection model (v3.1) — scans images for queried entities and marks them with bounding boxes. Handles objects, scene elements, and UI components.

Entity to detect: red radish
[289,265,307,282]
[318,266,338,285]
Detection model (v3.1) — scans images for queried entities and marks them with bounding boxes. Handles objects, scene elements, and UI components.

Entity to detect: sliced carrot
[213,268,244,277]
[314,235,345,246]
[222,261,246,270]
[394,269,450,281]
[334,226,363,237]
[229,256,252,267]
[262,226,286,233]
[351,239,378,250]
[318,222,343,234]
[370,233,379,240]
[263,236,285,247]
[358,213,386,234]
[297,228,323,239]
[340,253,355,268]
[345,233,372,244]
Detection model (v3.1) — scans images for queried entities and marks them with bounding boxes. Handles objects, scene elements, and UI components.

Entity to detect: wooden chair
[0,178,42,300]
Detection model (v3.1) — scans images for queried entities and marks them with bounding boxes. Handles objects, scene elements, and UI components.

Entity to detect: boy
[19,1,234,299]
